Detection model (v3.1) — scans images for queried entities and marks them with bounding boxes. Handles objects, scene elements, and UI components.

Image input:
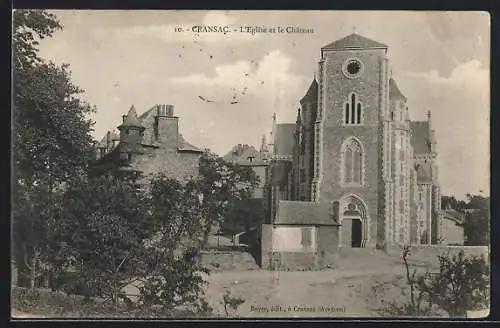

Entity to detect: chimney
[166,105,174,117]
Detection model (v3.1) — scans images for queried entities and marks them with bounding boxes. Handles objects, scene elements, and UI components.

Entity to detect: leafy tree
[135,174,210,314]
[441,194,489,246]
[192,151,258,247]
[221,198,265,235]
[12,9,95,289]
[51,175,153,304]
[441,195,467,211]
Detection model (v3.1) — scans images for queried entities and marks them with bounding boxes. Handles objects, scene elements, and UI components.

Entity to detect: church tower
[314,33,390,248]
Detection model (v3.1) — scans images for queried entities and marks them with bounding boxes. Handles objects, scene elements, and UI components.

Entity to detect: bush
[382,246,490,318]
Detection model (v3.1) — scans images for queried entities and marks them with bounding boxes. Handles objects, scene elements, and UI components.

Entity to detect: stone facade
[262,33,443,263]
[91,104,202,182]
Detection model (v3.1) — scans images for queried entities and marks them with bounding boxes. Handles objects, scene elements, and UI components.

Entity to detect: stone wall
[260,224,340,270]
[136,146,200,181]
[386,245,489,267]
[316,225,340,267]
[319,49,387,246]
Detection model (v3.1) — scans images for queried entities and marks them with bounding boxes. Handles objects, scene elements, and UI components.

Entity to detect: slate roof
[97,131,120,148]
[178,134,203,153]
[120,105,144,128]
[223,144,267,166]
[410,121,430,154]
[274,124,296,157]
[321,33,388,51]
[274,201,339,226]
[389,78,407,101]
[97,105,202,154]
[300,79,318,104]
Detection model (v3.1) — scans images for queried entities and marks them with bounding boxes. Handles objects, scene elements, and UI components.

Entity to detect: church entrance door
[351,219,362,247]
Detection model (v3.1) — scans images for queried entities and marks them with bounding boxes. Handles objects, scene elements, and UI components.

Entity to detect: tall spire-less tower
[117,105,146,176]
[317,33,389,248]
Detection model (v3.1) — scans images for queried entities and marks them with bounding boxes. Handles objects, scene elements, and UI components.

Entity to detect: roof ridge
[322,33,388,50]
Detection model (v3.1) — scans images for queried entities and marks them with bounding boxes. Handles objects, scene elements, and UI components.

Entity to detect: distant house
[90,104,202,183]
[223,141,269,199]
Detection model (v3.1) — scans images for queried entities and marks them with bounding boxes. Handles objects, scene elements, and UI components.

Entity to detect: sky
[35,10,490,200]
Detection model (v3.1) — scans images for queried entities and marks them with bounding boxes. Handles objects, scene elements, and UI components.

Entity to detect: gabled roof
[321,33,388,51]
[410,121,430,154]
[389,78,407,101]
[274,124,296,157]
[274,201,339,226]
[300,79,318,104]
[223,144,267,166]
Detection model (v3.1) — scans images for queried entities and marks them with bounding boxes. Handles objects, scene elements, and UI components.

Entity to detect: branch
[116,252,129,273]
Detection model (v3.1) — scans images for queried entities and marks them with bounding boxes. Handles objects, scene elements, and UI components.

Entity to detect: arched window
[342,138,363,185]
[344,93,363,125]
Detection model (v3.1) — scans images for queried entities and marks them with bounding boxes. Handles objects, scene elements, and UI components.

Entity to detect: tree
[193,151,258,247]
[462,194,490,246]
[384,247,490,318]
[51,175,153,304]
[135,174,210,314]
[221,198,265,235]
[12,9,96,289]
[441,194,489,246]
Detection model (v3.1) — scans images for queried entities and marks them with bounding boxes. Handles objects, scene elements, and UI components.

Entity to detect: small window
[301,227,312,247]
[128,153,132,161]
[391,112,394,120]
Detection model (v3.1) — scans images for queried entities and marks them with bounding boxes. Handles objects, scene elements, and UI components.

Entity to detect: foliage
[441,194,490,246]
[384,246,489,318]
[220,290,245,317]
[221,198,265,235]
[12,9,96,290]
[50,175,153,304]
[135,174,210,312]
[192,151,259,246]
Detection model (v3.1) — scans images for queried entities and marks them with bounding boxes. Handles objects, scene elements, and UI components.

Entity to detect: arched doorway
[339,195,369,248]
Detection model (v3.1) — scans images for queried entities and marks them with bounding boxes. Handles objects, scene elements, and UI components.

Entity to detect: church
[260,33,442,269]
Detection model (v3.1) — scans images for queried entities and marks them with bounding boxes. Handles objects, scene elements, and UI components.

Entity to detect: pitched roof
[120,105,144,128]
[389,78,407,101]
[97,131,120,148]
[178,134,202,153]
[274,201,339,225]
[410,121,430,154]
[321,33,388,51]
[274,124,296,157]
[223,144,267,166]
[300,79,318,104]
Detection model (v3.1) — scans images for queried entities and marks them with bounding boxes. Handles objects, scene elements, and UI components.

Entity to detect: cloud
[96,11,261,44]
[168,50,304,100]
[407,60,488,92]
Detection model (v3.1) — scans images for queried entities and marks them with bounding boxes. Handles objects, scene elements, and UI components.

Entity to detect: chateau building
[262,33,442,262]
[91,104,202,182]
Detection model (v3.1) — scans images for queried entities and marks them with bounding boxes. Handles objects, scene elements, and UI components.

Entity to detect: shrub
[382,246,490,318]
